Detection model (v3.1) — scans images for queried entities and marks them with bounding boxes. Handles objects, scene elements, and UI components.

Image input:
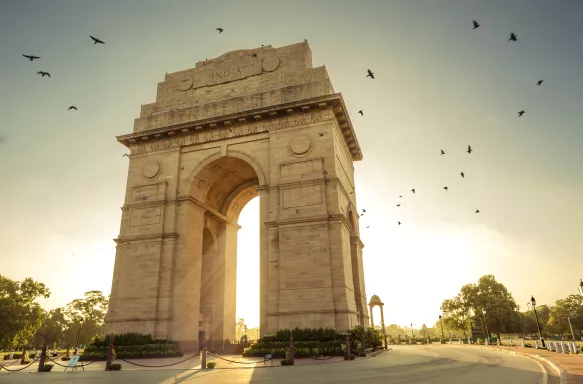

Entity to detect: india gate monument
[105,41,369,350]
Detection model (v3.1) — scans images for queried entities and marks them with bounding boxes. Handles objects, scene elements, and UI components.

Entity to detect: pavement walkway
[484,345,583,383]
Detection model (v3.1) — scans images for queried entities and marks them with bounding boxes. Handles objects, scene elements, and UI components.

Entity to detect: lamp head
[439,315,442,320]
[530,296,536,306]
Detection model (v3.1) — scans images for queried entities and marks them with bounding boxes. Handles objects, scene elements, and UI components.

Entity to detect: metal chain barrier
[116,351,201,368]
[0,357,40,372]
[207,351,269,365]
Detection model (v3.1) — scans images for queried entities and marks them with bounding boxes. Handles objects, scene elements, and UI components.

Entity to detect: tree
[32,307,69,347]
[0,275,50,348]
[420,324,428,338]
[63,290,108,346]
[235,318,247,340]
[443,275,519,339]
[547,295,583,337]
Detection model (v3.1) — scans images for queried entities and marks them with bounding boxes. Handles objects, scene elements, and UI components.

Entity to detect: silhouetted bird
[398,221,401,225]
[396,204,401,207]
[319,133,325,137]
[37,71,50,77]
[460,172,465,178]
[518,110,525,117]
[67,106,77,110]
[399,195,402,198]
[366,69,374,79]
[217,28,223,34]
[411,189,415,194]
[509,33,517,42]
[122,154,129,157]
[537,80,544,86]
[467,145,472,154]
[358,110,363,116]
[441,149,445,155]
[22,54,40,61]
[475,210,480,213]
[90,35,105,44]
[251,53,257,58]
[362,209,366,213]
[444,187,448,191]
[472,20,480,30]
[366,226,370,228]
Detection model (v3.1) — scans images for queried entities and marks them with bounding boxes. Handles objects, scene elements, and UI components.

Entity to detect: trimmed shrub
[40,364,53,372]
[280,359,294,366]
[206,361,216,369]
[358,351,366,357]
[90,333,174,347]
[109,363,122,371]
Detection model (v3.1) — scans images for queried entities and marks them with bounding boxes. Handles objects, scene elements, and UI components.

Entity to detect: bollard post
[202,338,208,368]
[20,346,27,365]
[572,342,577,353]
[346,334,351,360]
[535,340,539,349]
[497,338,500,346]
[37,337,47,372]
[105,335,115,371]
[521,339,525,348]
[510,338,513,346]
[289,334,295,365]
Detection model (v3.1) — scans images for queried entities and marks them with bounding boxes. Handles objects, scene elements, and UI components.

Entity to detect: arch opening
[192,156,261,350]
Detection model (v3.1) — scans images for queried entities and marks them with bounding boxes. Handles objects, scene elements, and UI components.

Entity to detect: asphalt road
[0,345,555,384]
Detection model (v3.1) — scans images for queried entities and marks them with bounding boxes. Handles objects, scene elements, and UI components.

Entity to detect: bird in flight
[460,172,465,178]
[443,186,448,191]
[251,53,257,58]
[319,133,325,137]
[217,28,223,34]
[467,145,472,154]
[122,154,129,157]
[411,189,416,194]
[536,80,544,86]
[358,110,364,116]
[518,110,525,117]
[398,221,402,225]
[67,106,77,111]
[475,210,480,214]
[22,54,41,61]
[90,35,105,44]
[362,209,366,213]
[37,71,50,77]
[366,226,370,228]
[472,20,480,30]
[441,149,445,155]
[509,33,517,42]
[396,204,401,207]
[399,195,402,198]
[366,69,374,79]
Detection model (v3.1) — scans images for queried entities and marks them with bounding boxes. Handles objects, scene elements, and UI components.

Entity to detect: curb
[489,347,568,384]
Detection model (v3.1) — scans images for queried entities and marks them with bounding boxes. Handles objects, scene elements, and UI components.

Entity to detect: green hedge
[90,333,174,347]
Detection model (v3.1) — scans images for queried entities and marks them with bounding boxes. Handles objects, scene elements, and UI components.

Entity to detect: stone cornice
[116,93,362,161]
[114,232,179,244]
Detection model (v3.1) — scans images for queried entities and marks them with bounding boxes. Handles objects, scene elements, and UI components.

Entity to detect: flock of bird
[358,20,545,226]
[21,35,106,112]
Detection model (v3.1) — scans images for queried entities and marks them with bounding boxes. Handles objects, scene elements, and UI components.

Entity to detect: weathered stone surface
[105,41,368,351]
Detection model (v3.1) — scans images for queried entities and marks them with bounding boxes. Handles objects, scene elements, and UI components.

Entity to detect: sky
[0,0,582,330]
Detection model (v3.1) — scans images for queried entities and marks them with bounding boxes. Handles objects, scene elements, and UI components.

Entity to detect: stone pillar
[369,304,375,327]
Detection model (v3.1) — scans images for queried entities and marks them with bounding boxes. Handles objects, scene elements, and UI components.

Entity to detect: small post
[37,337,47,372]
[65,343,70,358]
[289,334,295,365]
[201,334,207,369]
[105,335,115,371]
[20,345,26,365]
[449,338,452,344]
[521,339,525,348]
[497,338,500,346]
[345,334,351,359]
[535,340,539,349]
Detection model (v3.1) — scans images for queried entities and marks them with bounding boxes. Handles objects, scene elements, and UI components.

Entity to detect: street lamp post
[75,318,84,348]
[579,279,583,296]
[481,309,490,340]
[410,323,414,339]
[530,296,546,348]
[439,315,445,340]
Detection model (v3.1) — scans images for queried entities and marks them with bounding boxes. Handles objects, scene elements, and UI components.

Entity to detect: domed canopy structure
[368,294,384,306]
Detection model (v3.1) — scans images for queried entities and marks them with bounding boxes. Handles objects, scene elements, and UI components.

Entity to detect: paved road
[0,345,556,383]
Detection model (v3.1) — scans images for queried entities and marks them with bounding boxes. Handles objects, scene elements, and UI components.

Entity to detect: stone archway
[105,41,369,351]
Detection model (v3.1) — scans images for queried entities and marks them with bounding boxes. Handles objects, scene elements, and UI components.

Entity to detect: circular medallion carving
[289,135,312,157]
[143,159,162,180]
[262,56,280,72]
[178,77,193,91]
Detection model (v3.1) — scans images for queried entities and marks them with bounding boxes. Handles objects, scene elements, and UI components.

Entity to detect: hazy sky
[1,1,581,330]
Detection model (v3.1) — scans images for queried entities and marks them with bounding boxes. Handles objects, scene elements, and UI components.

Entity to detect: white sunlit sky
[1,1,582,330]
